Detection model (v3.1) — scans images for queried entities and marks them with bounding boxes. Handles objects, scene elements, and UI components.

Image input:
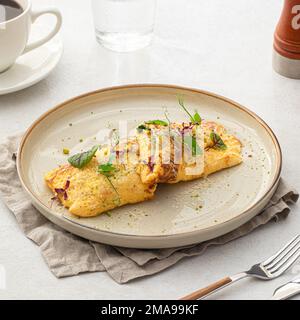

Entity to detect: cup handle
[23,8,62,55]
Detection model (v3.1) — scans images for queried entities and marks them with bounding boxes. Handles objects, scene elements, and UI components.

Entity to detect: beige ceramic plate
[17,85,282,248]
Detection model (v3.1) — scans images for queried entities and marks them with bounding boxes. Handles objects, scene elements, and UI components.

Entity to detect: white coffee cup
[0,0,62,73]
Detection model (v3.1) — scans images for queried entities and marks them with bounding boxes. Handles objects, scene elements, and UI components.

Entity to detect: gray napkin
[0,134,298,284]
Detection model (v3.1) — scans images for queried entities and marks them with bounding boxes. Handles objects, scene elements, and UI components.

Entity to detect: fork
[180,234,300,300]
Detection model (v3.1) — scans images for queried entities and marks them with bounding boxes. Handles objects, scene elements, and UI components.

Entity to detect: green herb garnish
[193,112,202,123]
[164,110,171,126]
[68,145,98,168]
[183,135,203,156]
[210,131,227,150]
[178,96,202,124]
[98,163,116,176]
[98,163,120,205]
[137,120,168,133]
[145,120,168,126]
[137,124,148,132]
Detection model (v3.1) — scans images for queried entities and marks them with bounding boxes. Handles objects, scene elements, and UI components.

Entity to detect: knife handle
[180,277,232,300]
[180,273,247,300]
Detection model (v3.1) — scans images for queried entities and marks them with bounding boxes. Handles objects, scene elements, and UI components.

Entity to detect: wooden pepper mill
[273,0,300,78]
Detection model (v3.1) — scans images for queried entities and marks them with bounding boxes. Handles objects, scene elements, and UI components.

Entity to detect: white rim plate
[17,85,282,248]
[0,25,63,95]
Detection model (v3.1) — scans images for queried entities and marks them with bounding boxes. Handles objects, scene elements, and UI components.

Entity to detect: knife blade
[272,277,300,300]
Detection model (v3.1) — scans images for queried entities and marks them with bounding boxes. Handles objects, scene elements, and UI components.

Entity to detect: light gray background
[1,0,300,300]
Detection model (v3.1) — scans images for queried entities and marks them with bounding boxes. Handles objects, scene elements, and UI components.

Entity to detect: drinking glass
[91,0,157,52]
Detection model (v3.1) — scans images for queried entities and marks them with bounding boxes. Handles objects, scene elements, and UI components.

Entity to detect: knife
[272,277,300,300]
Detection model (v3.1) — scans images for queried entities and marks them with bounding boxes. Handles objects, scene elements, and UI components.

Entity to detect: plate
[0,25,63,95]
[17,85,282,248]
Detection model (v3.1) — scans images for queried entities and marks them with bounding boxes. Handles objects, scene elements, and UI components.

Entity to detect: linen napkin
[0,134,298,284]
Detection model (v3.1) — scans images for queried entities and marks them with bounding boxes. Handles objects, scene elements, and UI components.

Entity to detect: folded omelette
[45,119,242,217]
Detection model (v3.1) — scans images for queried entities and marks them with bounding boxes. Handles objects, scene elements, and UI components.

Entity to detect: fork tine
[271,248,300,277]
[267,242,300,274]
[264,236,300,269]
[262,234,300,267]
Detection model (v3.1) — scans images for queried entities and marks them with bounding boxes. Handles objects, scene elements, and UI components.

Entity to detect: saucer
[0,25,63,95]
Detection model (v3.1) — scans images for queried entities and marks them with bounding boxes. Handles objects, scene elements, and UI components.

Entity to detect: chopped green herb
[63,148,70,155]
[105,211,112,217]
[68,145,99,168]
[178,96,202,124]
[79,138,83,143]
[210,131,227,150]
[69,123,73,127]
[145,120,168,126]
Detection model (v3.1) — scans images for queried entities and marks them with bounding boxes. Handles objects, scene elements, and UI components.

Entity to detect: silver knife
[272,277,300,300]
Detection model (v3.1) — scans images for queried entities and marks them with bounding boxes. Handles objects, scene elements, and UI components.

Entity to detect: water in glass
[92,0,157,52]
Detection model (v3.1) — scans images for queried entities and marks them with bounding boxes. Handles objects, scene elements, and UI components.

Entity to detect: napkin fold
[0,134,298,284]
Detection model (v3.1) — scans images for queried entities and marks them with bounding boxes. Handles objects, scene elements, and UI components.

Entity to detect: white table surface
[1,0,300,300]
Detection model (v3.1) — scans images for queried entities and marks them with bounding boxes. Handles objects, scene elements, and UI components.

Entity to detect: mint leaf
[68,145,98,169]
[210,131,227,150]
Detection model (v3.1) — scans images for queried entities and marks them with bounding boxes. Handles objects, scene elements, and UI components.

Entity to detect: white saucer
[0,25,63,95]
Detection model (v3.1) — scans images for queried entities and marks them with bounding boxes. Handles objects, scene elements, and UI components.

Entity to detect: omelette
[45,119,242,217]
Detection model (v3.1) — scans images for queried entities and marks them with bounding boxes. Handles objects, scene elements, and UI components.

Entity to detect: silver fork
[180,234,300,300]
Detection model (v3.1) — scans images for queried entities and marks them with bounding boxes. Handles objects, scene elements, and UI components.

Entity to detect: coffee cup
[0,0,62,73]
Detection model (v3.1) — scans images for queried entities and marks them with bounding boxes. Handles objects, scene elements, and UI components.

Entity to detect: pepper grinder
[273,0,300,79]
